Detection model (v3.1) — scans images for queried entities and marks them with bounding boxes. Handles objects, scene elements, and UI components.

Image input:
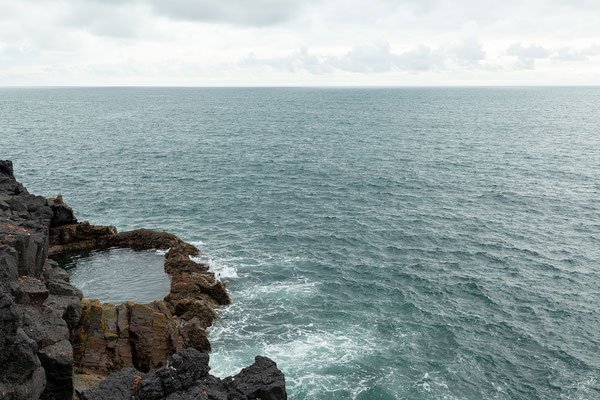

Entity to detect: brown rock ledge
[49,221,231,377]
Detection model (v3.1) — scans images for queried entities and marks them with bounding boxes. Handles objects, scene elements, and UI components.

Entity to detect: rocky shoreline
[0,160,287,399]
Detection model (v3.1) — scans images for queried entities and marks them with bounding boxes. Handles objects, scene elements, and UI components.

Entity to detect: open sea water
[1,87,599,399]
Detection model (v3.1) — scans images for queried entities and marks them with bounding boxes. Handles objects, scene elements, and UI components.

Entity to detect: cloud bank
[0,0,599,85]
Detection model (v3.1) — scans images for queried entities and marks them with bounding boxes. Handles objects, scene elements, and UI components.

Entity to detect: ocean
[1,87,599,399]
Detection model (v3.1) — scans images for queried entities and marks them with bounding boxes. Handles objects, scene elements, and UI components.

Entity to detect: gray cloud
[395,45,445,71]
[239,40,483,75]
[553,44,600,61]
[0,46,42,68]
[507,43,551,69]
[329,43,397,73]
[446,38,486,66]
[144,0,310,26]
[241,48,332,74]
[2,0,600,85]
[62,1,143,38]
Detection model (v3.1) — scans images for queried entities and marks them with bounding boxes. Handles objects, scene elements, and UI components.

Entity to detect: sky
[0,0,599,86]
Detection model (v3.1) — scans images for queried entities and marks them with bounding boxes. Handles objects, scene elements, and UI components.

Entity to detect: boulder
[224,356,288,400]
[79,368,142,400]
[173,298,218,325]
[38,340,75,400]
[48,194,77,227]
[180,318,211,353]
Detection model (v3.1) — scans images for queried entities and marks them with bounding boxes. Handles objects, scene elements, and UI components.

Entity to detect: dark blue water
[2,87,599,399]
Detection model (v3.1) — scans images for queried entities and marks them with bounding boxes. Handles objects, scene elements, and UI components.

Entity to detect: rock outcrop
[0,160,287,399]
[48,216,230,377]
[79,348,287,400]
[0,160,83,400]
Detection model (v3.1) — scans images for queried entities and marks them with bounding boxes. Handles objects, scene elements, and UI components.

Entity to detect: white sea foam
[236,279,316,299]
[209,327,384,398]
[186,240,239,280]
[155,248,169,256]
[190,254,239,280]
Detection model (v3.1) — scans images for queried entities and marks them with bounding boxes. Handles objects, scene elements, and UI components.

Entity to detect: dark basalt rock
[78,368,141,400]
[224,356,287,400]
[0,160,287,399]
[48,195,77,227]
[37,340,75,400]
[0,160,81,399]
[80,349,286,400]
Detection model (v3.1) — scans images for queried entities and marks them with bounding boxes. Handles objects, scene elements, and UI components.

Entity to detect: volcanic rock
[80,349,287,400]
[0,160,288,399]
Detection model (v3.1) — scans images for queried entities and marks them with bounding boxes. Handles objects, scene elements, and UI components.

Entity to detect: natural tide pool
[58,247,170,304]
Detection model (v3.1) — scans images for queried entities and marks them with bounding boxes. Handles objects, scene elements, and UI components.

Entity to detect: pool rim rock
[1,159,287,399]
[48,213,231,377]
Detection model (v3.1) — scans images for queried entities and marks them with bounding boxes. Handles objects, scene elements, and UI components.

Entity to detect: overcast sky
[0,0,599,86]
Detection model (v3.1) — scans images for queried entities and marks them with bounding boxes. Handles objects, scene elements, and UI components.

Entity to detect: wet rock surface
[0,160,287,399]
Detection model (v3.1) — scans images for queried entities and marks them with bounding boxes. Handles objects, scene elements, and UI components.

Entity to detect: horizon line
[1,84,599,89]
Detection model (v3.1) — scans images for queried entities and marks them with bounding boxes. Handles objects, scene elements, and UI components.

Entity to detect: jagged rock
[165,376,228,400]
[0,218,48,278]
[0,326,47,400]
[7,197,31,219]
[42,259,70,282]
[0,244,19,292]
[81,349,287,400]
[166,243,201,259]
[13,276,49,307]
[38,340,75,400]
[0,160,88,398]
[224,356,288,400]
[173,298,218,325]
[136,349,210,398]
[78,368,142,400]
[48,194,77,227]
[74,374,103,395]
[20,304,70,350]
[181,317,212,353]
[48,222,117,255]
[112,229,193,251]
[0,293,45,399]
[167,271,230,307]
[164,253,209,275]
[0,160,28,196]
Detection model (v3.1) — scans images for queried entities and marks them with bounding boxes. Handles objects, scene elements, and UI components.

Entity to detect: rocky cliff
[0,160,287,399]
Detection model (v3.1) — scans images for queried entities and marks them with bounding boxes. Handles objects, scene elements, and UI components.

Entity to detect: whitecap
[190,254,239,280]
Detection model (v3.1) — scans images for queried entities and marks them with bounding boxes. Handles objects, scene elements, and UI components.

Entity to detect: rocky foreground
[0,160,287,399]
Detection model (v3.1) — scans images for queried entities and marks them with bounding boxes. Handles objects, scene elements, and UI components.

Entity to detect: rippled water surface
[2,87,599,399]
[59,248,170,304]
